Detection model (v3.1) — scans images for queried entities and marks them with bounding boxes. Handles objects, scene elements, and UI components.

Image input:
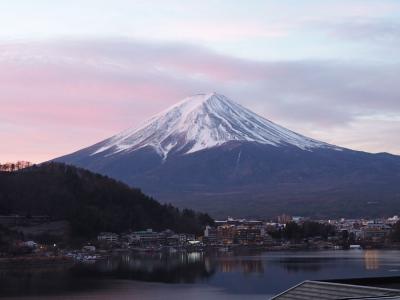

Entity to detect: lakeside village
[2,214,400,264]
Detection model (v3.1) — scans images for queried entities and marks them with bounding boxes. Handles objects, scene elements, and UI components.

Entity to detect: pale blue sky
[1,0,399,61]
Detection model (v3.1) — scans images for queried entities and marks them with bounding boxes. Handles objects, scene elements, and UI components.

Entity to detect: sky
[1,0,400,163]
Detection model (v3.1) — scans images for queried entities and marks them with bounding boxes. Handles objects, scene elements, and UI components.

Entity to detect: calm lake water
[2,250,400,299]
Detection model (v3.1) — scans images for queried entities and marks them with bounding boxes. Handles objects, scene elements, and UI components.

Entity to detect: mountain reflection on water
[1,250,400,299]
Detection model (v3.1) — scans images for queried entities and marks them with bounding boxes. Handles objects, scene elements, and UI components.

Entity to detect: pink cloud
[1,39,399,163]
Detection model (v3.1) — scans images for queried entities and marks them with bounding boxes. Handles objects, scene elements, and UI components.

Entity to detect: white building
[97,232,119,243]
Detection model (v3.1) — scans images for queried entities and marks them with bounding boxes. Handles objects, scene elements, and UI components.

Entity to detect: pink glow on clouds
[1,40,399,162]
[0,54,189,118]
[0,50,193,163]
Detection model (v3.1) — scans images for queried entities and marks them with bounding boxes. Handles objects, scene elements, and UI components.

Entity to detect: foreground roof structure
[271,280,400,300]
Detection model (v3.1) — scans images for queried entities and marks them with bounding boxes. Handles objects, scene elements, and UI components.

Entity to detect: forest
[0,162,214,238]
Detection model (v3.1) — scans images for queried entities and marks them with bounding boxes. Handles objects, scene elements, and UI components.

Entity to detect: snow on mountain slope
[92,92,340,158]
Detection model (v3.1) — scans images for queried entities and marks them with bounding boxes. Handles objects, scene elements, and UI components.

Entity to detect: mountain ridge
[88,92,340,159]
[55,93,400,218]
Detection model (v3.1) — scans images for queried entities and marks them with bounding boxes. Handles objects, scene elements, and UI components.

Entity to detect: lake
[2,250,400,299]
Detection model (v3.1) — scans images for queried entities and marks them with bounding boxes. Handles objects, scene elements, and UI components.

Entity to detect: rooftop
[270,280,400,300]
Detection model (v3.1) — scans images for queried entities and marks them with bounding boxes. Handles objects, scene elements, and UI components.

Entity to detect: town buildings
[203,215,400,249]
[204,217,273,246]
[97,229,198,249]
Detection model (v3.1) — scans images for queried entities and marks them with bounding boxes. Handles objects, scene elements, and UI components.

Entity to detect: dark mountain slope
[58,142,400,219]
[0,163,213,237]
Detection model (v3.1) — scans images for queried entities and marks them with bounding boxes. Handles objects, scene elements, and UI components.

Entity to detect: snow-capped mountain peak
[92,92,339,158]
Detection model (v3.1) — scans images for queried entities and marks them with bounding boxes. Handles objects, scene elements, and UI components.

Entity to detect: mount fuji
[90,93,340,157]
[56,93,400,218]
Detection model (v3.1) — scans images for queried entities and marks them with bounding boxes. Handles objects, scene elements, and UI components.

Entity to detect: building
[157,229,173,245]
[204,217,274,246]
[166,235,180,247]
[204,225,218,244]
[277,214,292,224]
[235,225,266,245]
[178,233,195,244]
[362,221,392,242]
[128,229,160,246]
[217,225,236,244]
[97,232,119,243]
